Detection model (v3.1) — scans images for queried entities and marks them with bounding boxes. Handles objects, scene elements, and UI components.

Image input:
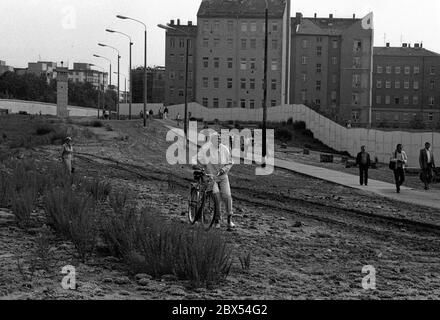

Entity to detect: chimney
[295,12,302,24]
[177,19,180,25]
[421,42,423,48]
[402,43,408,48]
[329,14,333,19]
[314,13,317,18]
[170,19,175,25]
[188,21,193,26]
[386,42,390,47]
[414,43,420,48]
[353,13,356,19]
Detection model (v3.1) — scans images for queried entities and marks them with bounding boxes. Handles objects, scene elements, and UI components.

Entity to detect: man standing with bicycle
[197,132,235,230]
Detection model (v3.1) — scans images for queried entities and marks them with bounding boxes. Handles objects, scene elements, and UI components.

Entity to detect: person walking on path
[390,144,407,193]
[356,146,371,186]
[61,137,74,175]
[419,142,436,190]
[163,107,169,120]
[176,113,182,127]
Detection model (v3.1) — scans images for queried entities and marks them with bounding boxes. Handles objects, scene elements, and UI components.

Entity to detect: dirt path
[2,120,440,300]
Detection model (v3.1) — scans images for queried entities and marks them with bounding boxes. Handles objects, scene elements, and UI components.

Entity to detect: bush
[91,120,104,128]
[302,129,314,138]
[35,124,55,136]
[80,177,112,202]
[11,187,36,228]
[292,121,306,131]
[109,190,129,213]
[0,172,11,207]
[275,128,293,142]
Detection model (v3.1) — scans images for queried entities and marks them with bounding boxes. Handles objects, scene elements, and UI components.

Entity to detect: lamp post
[262,0,269,165]
[99,43,121,119]
[106,29,133,120]
[117,15,148,127]
[93,54,112,87]
[114,71,128,103]
[90,64,105,119]
[158,23,191,141]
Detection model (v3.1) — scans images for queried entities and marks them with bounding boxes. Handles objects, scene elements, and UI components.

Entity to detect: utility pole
[262,0,269,163]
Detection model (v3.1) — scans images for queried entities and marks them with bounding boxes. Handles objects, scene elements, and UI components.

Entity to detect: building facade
[290,13,373,124]
[0,60,14,76]
[27,61,58,83]
[164,20,198,106]
[372,44,440,127]
[132,66,166,104]
[68,63,108,89]
[195,0,291,109]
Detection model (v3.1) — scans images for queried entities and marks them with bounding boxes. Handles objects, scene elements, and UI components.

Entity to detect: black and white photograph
[1,0,440,313]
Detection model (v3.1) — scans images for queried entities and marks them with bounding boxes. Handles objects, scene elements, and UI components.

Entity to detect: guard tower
[56,62,69,117]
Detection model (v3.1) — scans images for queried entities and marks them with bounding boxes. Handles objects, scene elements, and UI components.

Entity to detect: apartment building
[290,13,373,124]
[68,63,108,90]
[132,66,166,104]
[196,0,290,109]
[0,60,14,76]
[373,44,440,126]
[27,61,58,83]
[163,20,198,106]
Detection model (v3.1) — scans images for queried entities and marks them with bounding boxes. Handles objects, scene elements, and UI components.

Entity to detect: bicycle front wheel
[201,192,217,229]
[188,187,200,224]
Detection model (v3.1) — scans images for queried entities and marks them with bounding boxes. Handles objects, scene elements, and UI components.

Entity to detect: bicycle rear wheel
[188,187,200,225]
[201,192,217,229]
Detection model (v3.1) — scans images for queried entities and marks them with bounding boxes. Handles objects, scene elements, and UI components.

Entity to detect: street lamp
[262,0,269,166]
[99,43,121,119]
[117,15,148,127]
[106,29,133,120]
[114,71,128,103]
[158,23,191,142]
[90,64,105,119]
[93,54,112,87]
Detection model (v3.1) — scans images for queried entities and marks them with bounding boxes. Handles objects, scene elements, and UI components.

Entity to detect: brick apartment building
[0,60,14,76]
[195,0,291,109]
[68,63,108,90]
[290,13,373,124]
[372,44,440,127]
[163,20,198,106]
[27,61,58,83]
[132,66,166,104]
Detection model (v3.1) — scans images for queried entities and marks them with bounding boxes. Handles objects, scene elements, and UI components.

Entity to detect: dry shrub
[11,187,36,228]
[239,251,252,271]
[109,190,129,213]
[81,177,112,202]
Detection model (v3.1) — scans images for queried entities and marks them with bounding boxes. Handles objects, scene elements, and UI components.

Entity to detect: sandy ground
[1,119,440,300]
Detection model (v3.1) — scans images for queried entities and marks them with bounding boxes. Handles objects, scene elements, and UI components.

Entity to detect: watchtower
[56,62,69,117]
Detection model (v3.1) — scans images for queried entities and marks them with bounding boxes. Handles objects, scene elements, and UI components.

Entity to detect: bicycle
[188,166,219,229]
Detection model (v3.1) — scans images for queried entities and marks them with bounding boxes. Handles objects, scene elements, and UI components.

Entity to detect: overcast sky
[1,0,439,84]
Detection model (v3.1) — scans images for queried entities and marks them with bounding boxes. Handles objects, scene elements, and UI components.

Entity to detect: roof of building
[292,16,362,36]
[166,24,198,36]
[197,0,288,19]
[374,46,440,57]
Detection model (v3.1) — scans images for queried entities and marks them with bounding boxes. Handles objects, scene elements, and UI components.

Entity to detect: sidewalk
[158,119,440,210]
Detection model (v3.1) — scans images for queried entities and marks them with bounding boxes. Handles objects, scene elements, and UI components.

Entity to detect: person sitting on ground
[61,137,74,175]
[419,142,436,190]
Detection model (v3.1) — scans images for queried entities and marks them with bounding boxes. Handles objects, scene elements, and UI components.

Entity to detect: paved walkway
[158,119,440,210]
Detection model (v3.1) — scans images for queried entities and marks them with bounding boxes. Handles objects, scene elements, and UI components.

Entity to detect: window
[414,66,420,74]
[395,66,401,74]
[332,40,338,49]
[377,80,382,89]
[430,80,436,90]
[404,81,409,89]
[250,58,256,70]
[430,97,435,106]
[179,71,184,80]
[315,99,321,107]
[386,66,392,74]
[250,39,257,49]
[188,71,193,80]
[272,40,278,50]
[241,78,246,89]
[271,59,278,71]
[353,40,362,52]
[213,98,219,108]
[169,71,175,79]
[331,91,337,103]
[332,74,337,84]
[352,93,359,105]
[316,80,321,91]
[376,95,381,104]
[169,54,175,61]
[240,99,246,108]
[302,72,307,82]
[227,78,233,89]
[179,54,184,63]
[301,56,308,65]
[404,95,409,105]
[169,86,174,96]
[203,57,209,68]
[332,57,338,65]
[250,22,257,32]
[377,66,383,74]
[317,37,323,43]
[301,89,307,102]
[414,81,419,90]
[203,21,209,31]
[227,21,234,32]
[241,22,247,32]
[240,58,247,70]
[179,39,185,48]
[316,46,322,56]
[250,100,255,109]
[271,79,277,90]
[250,78,256,90]
[352,74,361,88]
[202,97,208,107]
[170,38,175,48]
[316,63,322,73]
[227,58,233,69]
[386,81,391,89]
[271,100,277,107]
[213,77,219,88]
[214,38,220,47]
[395,97,400,105]
[214,20,220,31]
[203,77,208,88]
[385,96,391,105]
[404,66,410,74]
[272,23,278,32]
[352,111,360,123]
[429,113,434,121]
[214,57,220,68]
[178,89,184,97]
[302,39,308,49]
[226,99,233,108]
[241,39,247,49]
[376,112,381,121]
[430,66,436,75]
[227,38,234,48]
[395,81,400,89]
[413,96,419,104]
[353,57,361,68]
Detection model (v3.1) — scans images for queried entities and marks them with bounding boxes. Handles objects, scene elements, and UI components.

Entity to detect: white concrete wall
[0,99,98,117]
[119,103,164,116]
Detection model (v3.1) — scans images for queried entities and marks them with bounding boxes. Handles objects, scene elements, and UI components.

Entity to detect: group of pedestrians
[356,143,436,193]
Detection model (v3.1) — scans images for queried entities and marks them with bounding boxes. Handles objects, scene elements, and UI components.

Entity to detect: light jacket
[390,150,407,169]
[197,142,233,180]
